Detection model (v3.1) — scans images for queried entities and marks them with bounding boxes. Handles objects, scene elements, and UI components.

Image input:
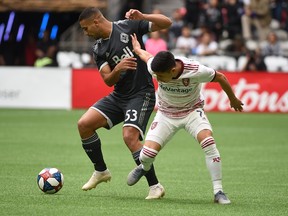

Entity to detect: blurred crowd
[145,0,288,72]
[0,0,287,72]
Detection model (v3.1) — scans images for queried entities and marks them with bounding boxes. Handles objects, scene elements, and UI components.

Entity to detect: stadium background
[0,0,287,112]
[0,1,288,216]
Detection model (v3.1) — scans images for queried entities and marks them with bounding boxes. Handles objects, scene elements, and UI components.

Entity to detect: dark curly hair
[151,51,176,73]
[79,7,101,22]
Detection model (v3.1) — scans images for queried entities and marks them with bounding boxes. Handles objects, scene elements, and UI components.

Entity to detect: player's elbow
[152,18,172,31]
[162,18,172,29]
[213,71,227,83]
[164,18,172,28]
[104,80,114,87]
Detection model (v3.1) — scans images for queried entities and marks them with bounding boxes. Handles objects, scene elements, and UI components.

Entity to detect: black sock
[133,149,159,186]
[82,133,107,171]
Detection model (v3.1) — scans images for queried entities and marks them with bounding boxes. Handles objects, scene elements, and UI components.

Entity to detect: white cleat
[82,169,112,191]
[145,183,165,200]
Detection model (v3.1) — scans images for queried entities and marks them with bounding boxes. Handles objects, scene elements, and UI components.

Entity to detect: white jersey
[147,56,216,118]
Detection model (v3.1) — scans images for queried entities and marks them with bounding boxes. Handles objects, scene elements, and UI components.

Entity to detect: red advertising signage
[204,72,288,112]
[72,69,288,113]
[72,68,113,109]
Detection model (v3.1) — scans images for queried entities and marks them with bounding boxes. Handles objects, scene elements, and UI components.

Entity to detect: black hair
[78,7,101,22]
[151,51,176,73]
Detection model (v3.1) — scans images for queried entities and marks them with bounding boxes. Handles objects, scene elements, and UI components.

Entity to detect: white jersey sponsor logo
[112,46,134,64]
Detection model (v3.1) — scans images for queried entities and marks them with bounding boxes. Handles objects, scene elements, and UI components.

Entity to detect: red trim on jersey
[183,63,199,71]
[159,100,204,118]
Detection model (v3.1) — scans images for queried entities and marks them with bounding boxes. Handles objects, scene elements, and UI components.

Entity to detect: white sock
[201,136,223,194]
[140,146,159,171]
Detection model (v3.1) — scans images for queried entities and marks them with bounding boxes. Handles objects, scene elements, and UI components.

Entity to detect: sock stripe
[82,133,99,145]
[143,147,157,158]
[201,137,215,149]
[132,149,141,160]
[202,140,215,149]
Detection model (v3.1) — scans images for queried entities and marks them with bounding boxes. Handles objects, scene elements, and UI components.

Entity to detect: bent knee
[77,117,94,133]
[197,129,213,143]
[78,118,86,131]
[123,127,141,150]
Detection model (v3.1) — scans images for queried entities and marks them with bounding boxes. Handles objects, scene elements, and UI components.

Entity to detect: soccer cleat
[127,165,147,186]
[145,183,165,199]
[214,191,231,204]
[82,169,111,191]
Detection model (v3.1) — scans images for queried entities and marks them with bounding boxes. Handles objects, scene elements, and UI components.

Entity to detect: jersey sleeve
[146,57,154,75]
[92,41,108,71]
[95,55,107,71]
[179,59,216,83]
[196,64,216,82]
[117,19,150,35]
[137,20,151,35]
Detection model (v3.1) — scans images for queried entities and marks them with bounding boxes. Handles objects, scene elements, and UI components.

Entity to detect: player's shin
[140,146,158,171]
[201,137,223,194]
[82,132,107,171]
[132,148,159,186]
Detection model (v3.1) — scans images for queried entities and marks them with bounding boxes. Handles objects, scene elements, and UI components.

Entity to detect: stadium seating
[264,56,288,72]
[187,55,237,71]
[237,56,247,71]
[57,51,288,73]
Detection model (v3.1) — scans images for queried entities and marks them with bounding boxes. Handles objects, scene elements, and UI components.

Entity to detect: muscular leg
[78,108,108,171]
[123,126,159,186]
[197,129,231,204]
[197,129,223,194]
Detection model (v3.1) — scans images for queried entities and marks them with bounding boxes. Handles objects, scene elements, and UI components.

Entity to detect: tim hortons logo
[203,78,288,112]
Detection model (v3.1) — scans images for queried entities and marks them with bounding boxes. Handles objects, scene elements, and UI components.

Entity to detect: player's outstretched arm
[131,34,153,63]
[125,9,172,32]
[212,71,244,112]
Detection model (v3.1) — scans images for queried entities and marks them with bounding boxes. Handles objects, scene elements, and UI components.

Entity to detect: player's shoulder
[114,19,140,27]
[92,39,103,53]
[114,19,129,25]
[114,19,148,29]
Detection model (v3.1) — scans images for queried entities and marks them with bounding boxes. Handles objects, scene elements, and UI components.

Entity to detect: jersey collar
[172,59,184,80]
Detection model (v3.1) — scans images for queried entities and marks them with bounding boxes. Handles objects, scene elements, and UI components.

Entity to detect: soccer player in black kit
[78,7,172,199]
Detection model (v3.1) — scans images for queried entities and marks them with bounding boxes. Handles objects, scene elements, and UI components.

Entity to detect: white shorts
[145,108,212,148]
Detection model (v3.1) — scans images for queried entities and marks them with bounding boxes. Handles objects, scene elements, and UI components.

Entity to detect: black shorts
[91,90,156,140]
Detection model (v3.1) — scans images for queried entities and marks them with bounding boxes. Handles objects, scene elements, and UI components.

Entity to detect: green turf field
[0,109,287,216]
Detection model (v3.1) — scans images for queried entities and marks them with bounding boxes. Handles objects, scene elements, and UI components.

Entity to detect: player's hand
[130,33,141,53]
[114,57,137,72]
[125,9,144,20]
[230,97,244,112]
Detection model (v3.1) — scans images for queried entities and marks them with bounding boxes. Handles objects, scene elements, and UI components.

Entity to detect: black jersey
[93,19,155,98]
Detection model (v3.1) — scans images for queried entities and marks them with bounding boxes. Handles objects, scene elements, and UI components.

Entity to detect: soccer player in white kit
[127,34,244,204]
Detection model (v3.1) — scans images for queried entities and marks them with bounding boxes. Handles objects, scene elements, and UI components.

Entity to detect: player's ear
[171,67,178,76]
[93,18,98,25]
[93,14,100,25]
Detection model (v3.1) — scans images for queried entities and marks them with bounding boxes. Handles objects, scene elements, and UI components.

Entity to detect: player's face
[80,18,99,39]
[154,71,173,83]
